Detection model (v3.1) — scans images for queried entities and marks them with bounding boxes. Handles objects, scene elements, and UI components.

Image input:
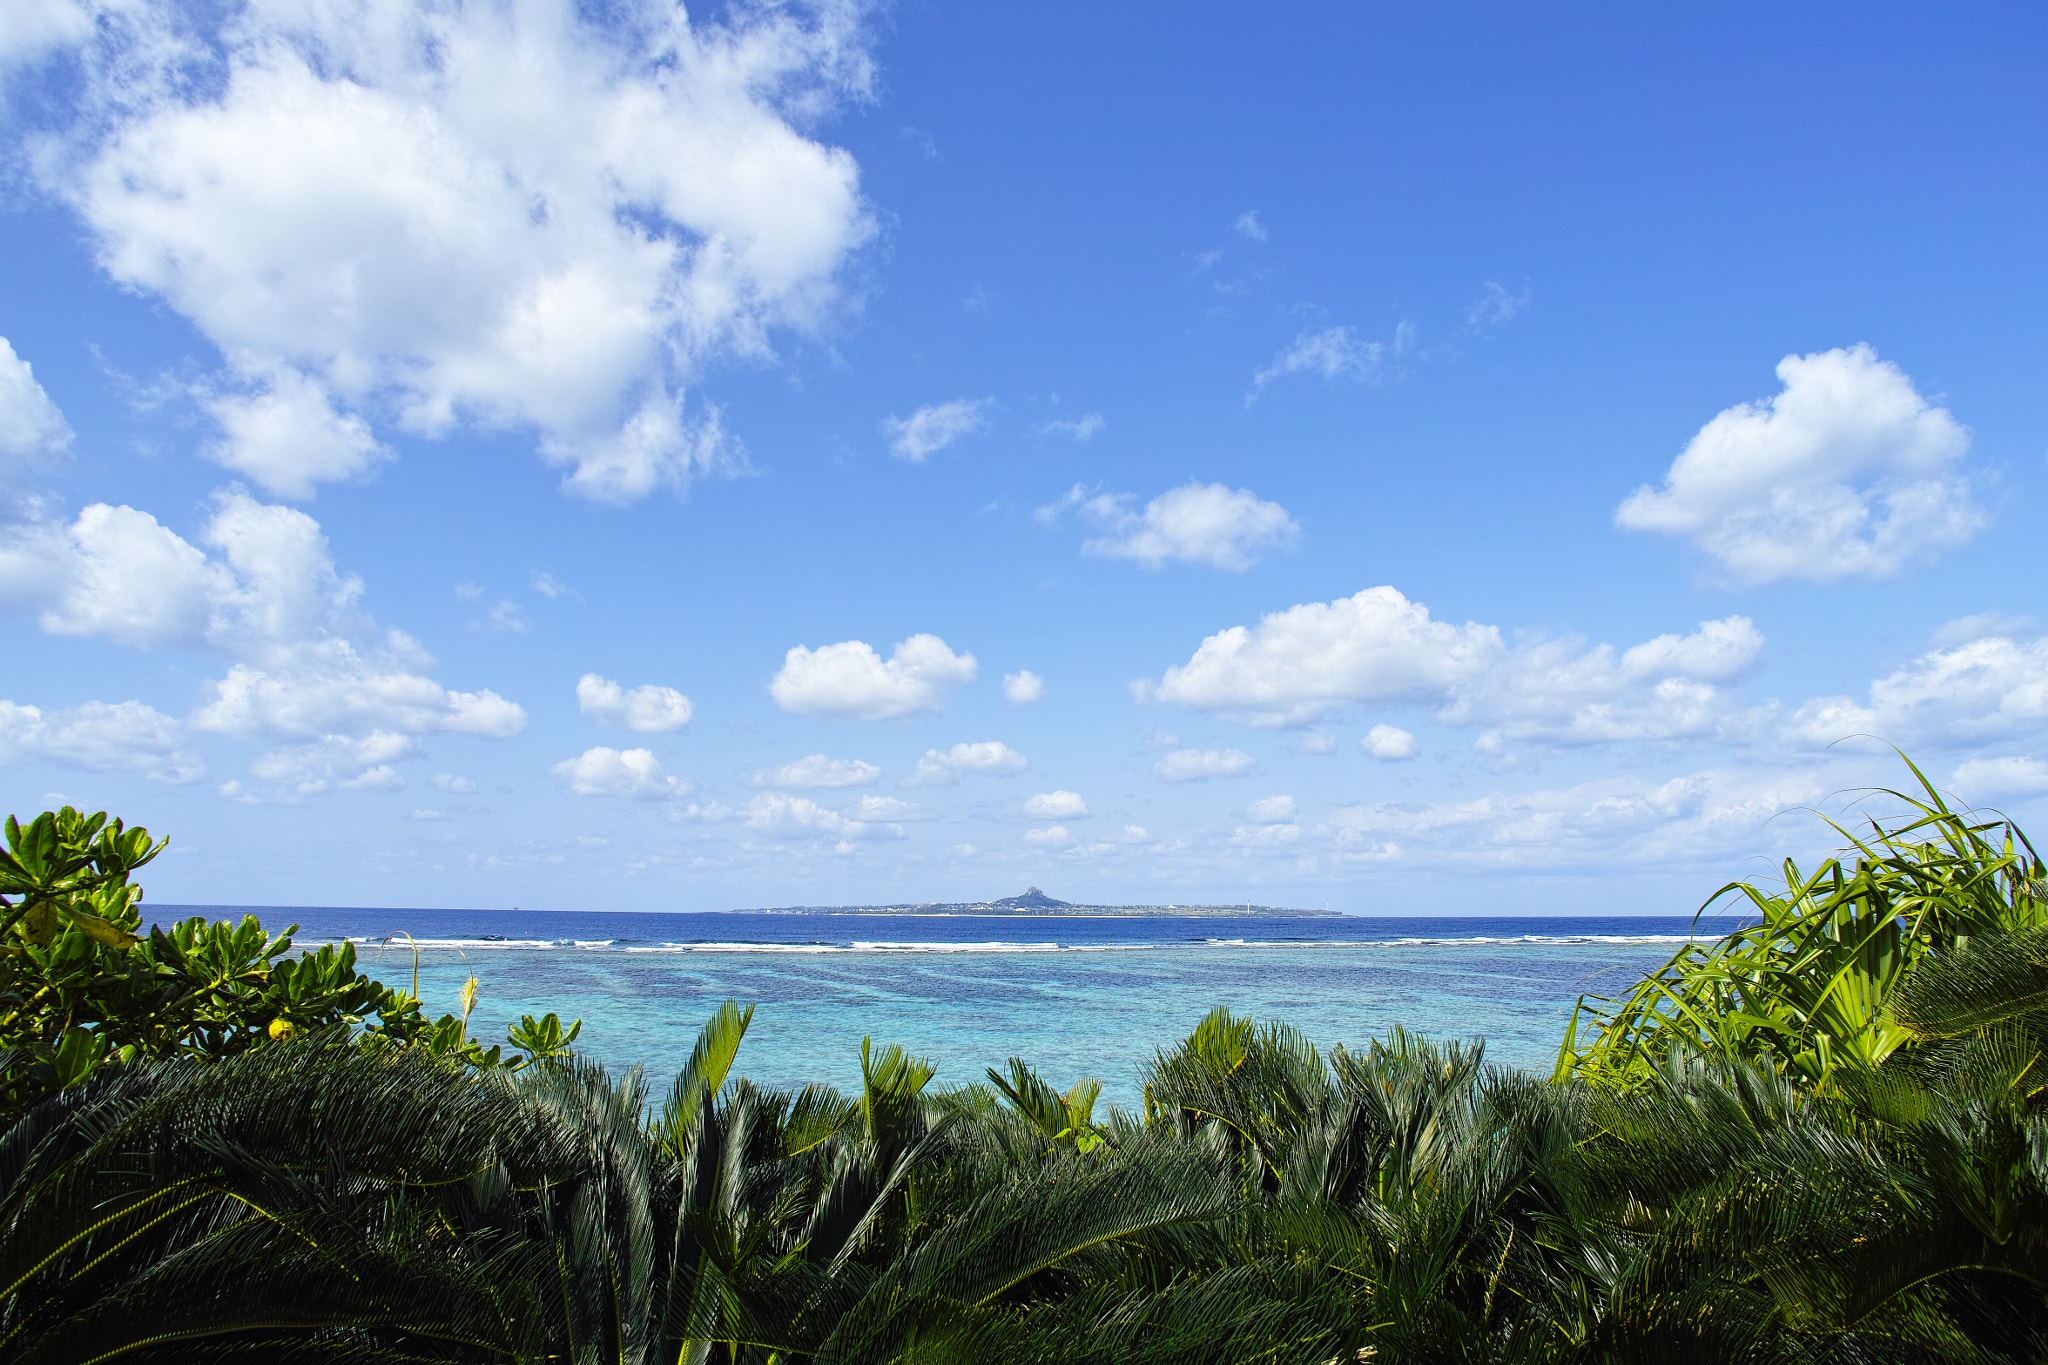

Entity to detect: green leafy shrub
[0,806,581,1121]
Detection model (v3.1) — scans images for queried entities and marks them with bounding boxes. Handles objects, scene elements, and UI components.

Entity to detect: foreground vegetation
[4,762,2047,1362]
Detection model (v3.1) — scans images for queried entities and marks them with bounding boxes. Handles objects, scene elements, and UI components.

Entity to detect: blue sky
[2,0,2044,914]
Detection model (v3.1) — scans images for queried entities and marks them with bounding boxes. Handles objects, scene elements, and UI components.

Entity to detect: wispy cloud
[1041,412,1104,441]
[1464,282,1530,338]
[1251,325,1386,395]
[883,399,994,461]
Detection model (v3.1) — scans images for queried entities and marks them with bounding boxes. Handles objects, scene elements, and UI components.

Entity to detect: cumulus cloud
[749,753,880,789]
[1316,767,1825,872]
[200,369,388,499]
[1232,210,1267,241]
[0,492,527,764]
[883,398,991,461]
[1444,617,1770,749]
[432,773,477,793]
[1785,629,2048,751]
[1003,670,1045,704]
[1040,481,1298,571]
[1024,790,1088,819]
[905,740,1029,787]
[1040,413,1103,441]
[1616,346,1981,584]
[1244,794,1297,822]
[1363,724,1418,760]
[0,698,200,782]
[0,337,72,468]
[32,0,874,501]
[576,673,693,733]
[246,730,418,797]
[1153,747,1256,782]
[1252,326,1383,391]
[1139,586,1501,728]
[1023,825,1073,849]
[1231,820,1300,849]
[1950,756,2048,801]
[771,634,976,720]
[843,794,930,821]
[551,746,690,799]
[1139,584,1767,745]
[1292,729,1338,756]
[743,792,904,840]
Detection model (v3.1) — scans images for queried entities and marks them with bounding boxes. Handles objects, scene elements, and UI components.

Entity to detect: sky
[1,0,2044,915]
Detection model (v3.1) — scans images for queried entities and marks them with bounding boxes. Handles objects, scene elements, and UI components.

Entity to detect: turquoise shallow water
[162,908,1730,1108]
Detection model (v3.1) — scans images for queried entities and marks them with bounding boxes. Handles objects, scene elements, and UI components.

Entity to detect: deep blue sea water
[156,907,1743,1108]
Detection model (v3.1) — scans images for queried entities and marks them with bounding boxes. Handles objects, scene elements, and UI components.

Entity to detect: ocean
[160,907,1740,1108]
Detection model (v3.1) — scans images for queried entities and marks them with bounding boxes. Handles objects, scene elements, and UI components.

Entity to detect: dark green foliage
[0,805,582,1123]
[7,767,2048,1362]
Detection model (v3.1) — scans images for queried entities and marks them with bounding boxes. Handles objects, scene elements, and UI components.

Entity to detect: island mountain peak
[988,887,1072,911]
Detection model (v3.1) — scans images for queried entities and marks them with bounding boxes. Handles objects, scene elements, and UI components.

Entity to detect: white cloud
[882,398,991,461]
[1292,729,1338,755]
[843,794,930,821]
[771,634,976,720]
[1024,790,1088,819]
[1003,669,1046,704]
[1232,210,1267,241]
[1231,820,1300,848]
[1616,346,1981,584]
[1443,617,1770,749]
[1041,481,1298,571]
[1023,825,1073,849]
[480,599,526,633]
[1786,631,2048,750]
[1040,413,1103,441]
[743,792,903,840]
[749,753,880,789]
[200,368,388,499]
[0,698,201,782]
[1253,326,1383,391]
[1154,747,1256,782]
[905,740,1029,786]
[576,673,693,732]
[1464,282,1529,338]
[1140,584,1767,745]
[1931,614,2035,649]
[0,0,96,72]
[432,773,476,793]
[195,657,526,740]
[1362,724,1418,761]
[1310,765,1850,873]
[551,746,690,800]
[0,492,528,751]
[1120,824,1152,843]
[1245,794,1297,822]
[531,570,570,600]
[341,764,405,792]
[38,0,873,501]
[1140,586,1501,727]
[0,337,72,467]
[248,730,418,795]
[1950,757,2048,801]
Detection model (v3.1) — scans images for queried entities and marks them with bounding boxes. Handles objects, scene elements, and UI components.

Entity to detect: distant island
[734,887,1339,918]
